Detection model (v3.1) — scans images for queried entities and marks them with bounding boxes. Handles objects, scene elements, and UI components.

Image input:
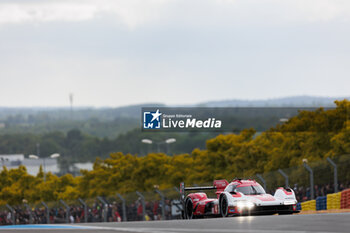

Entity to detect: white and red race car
[180,179,299,218]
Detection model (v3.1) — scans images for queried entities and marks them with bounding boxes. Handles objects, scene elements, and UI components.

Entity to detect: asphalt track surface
[1,213,349,233]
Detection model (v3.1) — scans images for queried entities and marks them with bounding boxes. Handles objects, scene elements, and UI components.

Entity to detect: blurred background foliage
[0,100,349,205]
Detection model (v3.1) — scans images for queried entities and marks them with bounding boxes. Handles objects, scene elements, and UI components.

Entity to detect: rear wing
[179,180,228,201]
[180,182,215,199]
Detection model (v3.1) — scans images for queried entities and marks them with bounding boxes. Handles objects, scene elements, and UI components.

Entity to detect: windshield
[224,184,237,193]
[236,185,266,195]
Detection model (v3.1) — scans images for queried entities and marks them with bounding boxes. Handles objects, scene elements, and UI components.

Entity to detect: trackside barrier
[341,189,350,209]
[300,191,343,212]
[296,203,301,211]
[301,200,316,211]
[327,192,341,210]
[316,196,327,210]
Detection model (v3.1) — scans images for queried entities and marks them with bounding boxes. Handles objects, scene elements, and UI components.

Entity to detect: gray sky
[0,0,349,107]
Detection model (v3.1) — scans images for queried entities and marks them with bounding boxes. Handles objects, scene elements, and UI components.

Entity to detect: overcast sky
[0,0,349,107]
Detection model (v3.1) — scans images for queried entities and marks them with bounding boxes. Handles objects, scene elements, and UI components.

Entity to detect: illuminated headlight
[237,201,245,209]
[246,201,254,209]
[237,201,254,209]
[284,200,296,205]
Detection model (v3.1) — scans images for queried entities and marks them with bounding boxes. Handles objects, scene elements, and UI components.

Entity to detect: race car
[180,179,299,219]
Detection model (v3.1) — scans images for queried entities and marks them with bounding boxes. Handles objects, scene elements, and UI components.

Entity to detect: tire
[184,197,194,219]
[220,195,229,217]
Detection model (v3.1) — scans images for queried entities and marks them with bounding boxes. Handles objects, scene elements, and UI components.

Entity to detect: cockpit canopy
[225,183,266,195]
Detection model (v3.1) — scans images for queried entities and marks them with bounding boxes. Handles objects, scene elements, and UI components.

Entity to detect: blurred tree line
[0,104,160,138]
[1,117,138,139]
[0,129,217,163]
[0,100,349,205]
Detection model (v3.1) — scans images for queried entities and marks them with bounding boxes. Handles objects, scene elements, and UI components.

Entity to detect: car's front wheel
[220,195,228,217]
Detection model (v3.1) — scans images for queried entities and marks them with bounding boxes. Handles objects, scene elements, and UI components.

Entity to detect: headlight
[284,200,296,205]
[237,201,254,209]
[237,201,245,208]
[246,201,254,209]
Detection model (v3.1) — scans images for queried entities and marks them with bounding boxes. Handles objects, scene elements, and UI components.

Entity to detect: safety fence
[251,154,350,201]
[0,188,182,225]
[1,154,350,225]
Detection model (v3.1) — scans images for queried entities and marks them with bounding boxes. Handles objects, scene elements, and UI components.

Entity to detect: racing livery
[180,179,299,219]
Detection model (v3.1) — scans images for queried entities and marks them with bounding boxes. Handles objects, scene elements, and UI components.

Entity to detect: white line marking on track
[73,225,337,233]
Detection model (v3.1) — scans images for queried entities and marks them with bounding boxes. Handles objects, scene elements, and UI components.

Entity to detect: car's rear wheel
[220,195,228,217]
[184,197,194,219]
